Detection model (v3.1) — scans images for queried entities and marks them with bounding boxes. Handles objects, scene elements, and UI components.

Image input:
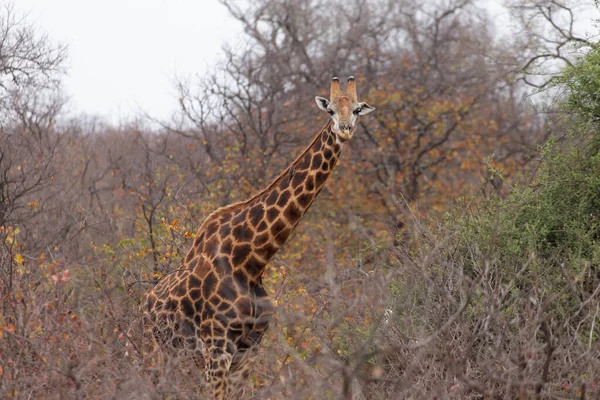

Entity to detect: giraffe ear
[357,102,375,115]
[315,96,330,112]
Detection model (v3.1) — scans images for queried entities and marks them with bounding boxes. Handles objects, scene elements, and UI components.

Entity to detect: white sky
[10,1,600,125]
[13,0,242,124]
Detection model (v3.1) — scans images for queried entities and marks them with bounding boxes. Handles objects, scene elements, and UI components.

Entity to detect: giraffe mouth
[338,130,353,141]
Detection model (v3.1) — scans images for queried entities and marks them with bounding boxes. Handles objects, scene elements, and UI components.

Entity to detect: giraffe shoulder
[192,252,213,278]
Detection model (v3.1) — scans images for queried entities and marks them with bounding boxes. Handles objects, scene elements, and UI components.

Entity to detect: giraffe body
[143,77,374,399]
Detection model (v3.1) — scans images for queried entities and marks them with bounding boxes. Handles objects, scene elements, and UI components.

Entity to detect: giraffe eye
[327,109,335,115]
[353,107,361,115]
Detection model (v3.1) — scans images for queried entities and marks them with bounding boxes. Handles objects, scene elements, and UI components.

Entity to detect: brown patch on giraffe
[274,229,290,246]
[218,277,236,300]
[245,256,264,278]
[231,209,248,225]
[256,243,277,260]
[227,328,241,344]
[324,148,333,161]
[187,274,202,290]
[214,256,232,276]
[219,223,231,237]
[291,171,307,188]
[202,272,217,299]
[265,190,278,206]
[254,232,269,247]
[233,270,249,288]
[220,238,233,256]
[279,174,292,191]
[206,221,219,237]
[204,236,220,256]
[297,193,312,208]
[164,298,178,311]
[209,295,221,306]
[248,204,264,227]
[256,220,268,232]
[181,297,195,318]
[199,322,211,337]
[306,175,315,191]
[194,296,204,313]
[311,154,322,170]
[270,219,287,237]
[232,244,251,265]
[193,256,211,277]
[228,319,243,332]
[253,285,269,302]
[171,281,187,297]
[232,223,253,242]
[297,153,312,170]
[266,207,278,222]
[276,190,291,207]
[224,308,238,320]
[284,202,302,224]
[219,213,232,224]
[322,161,330,171]
[315,171,328,187]
[235,297,253,318]
[189,288,202,301]
[253,313,271,331]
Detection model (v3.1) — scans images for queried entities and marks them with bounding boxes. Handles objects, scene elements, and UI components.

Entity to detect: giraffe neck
[188,121,343,284]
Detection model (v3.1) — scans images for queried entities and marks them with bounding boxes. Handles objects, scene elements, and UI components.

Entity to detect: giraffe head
[315,76,375,141]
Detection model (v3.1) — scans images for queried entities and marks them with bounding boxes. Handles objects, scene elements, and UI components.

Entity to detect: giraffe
[142,76,375,399]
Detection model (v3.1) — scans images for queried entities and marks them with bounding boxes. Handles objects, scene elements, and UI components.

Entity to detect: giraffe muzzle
[338,130,353,141]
